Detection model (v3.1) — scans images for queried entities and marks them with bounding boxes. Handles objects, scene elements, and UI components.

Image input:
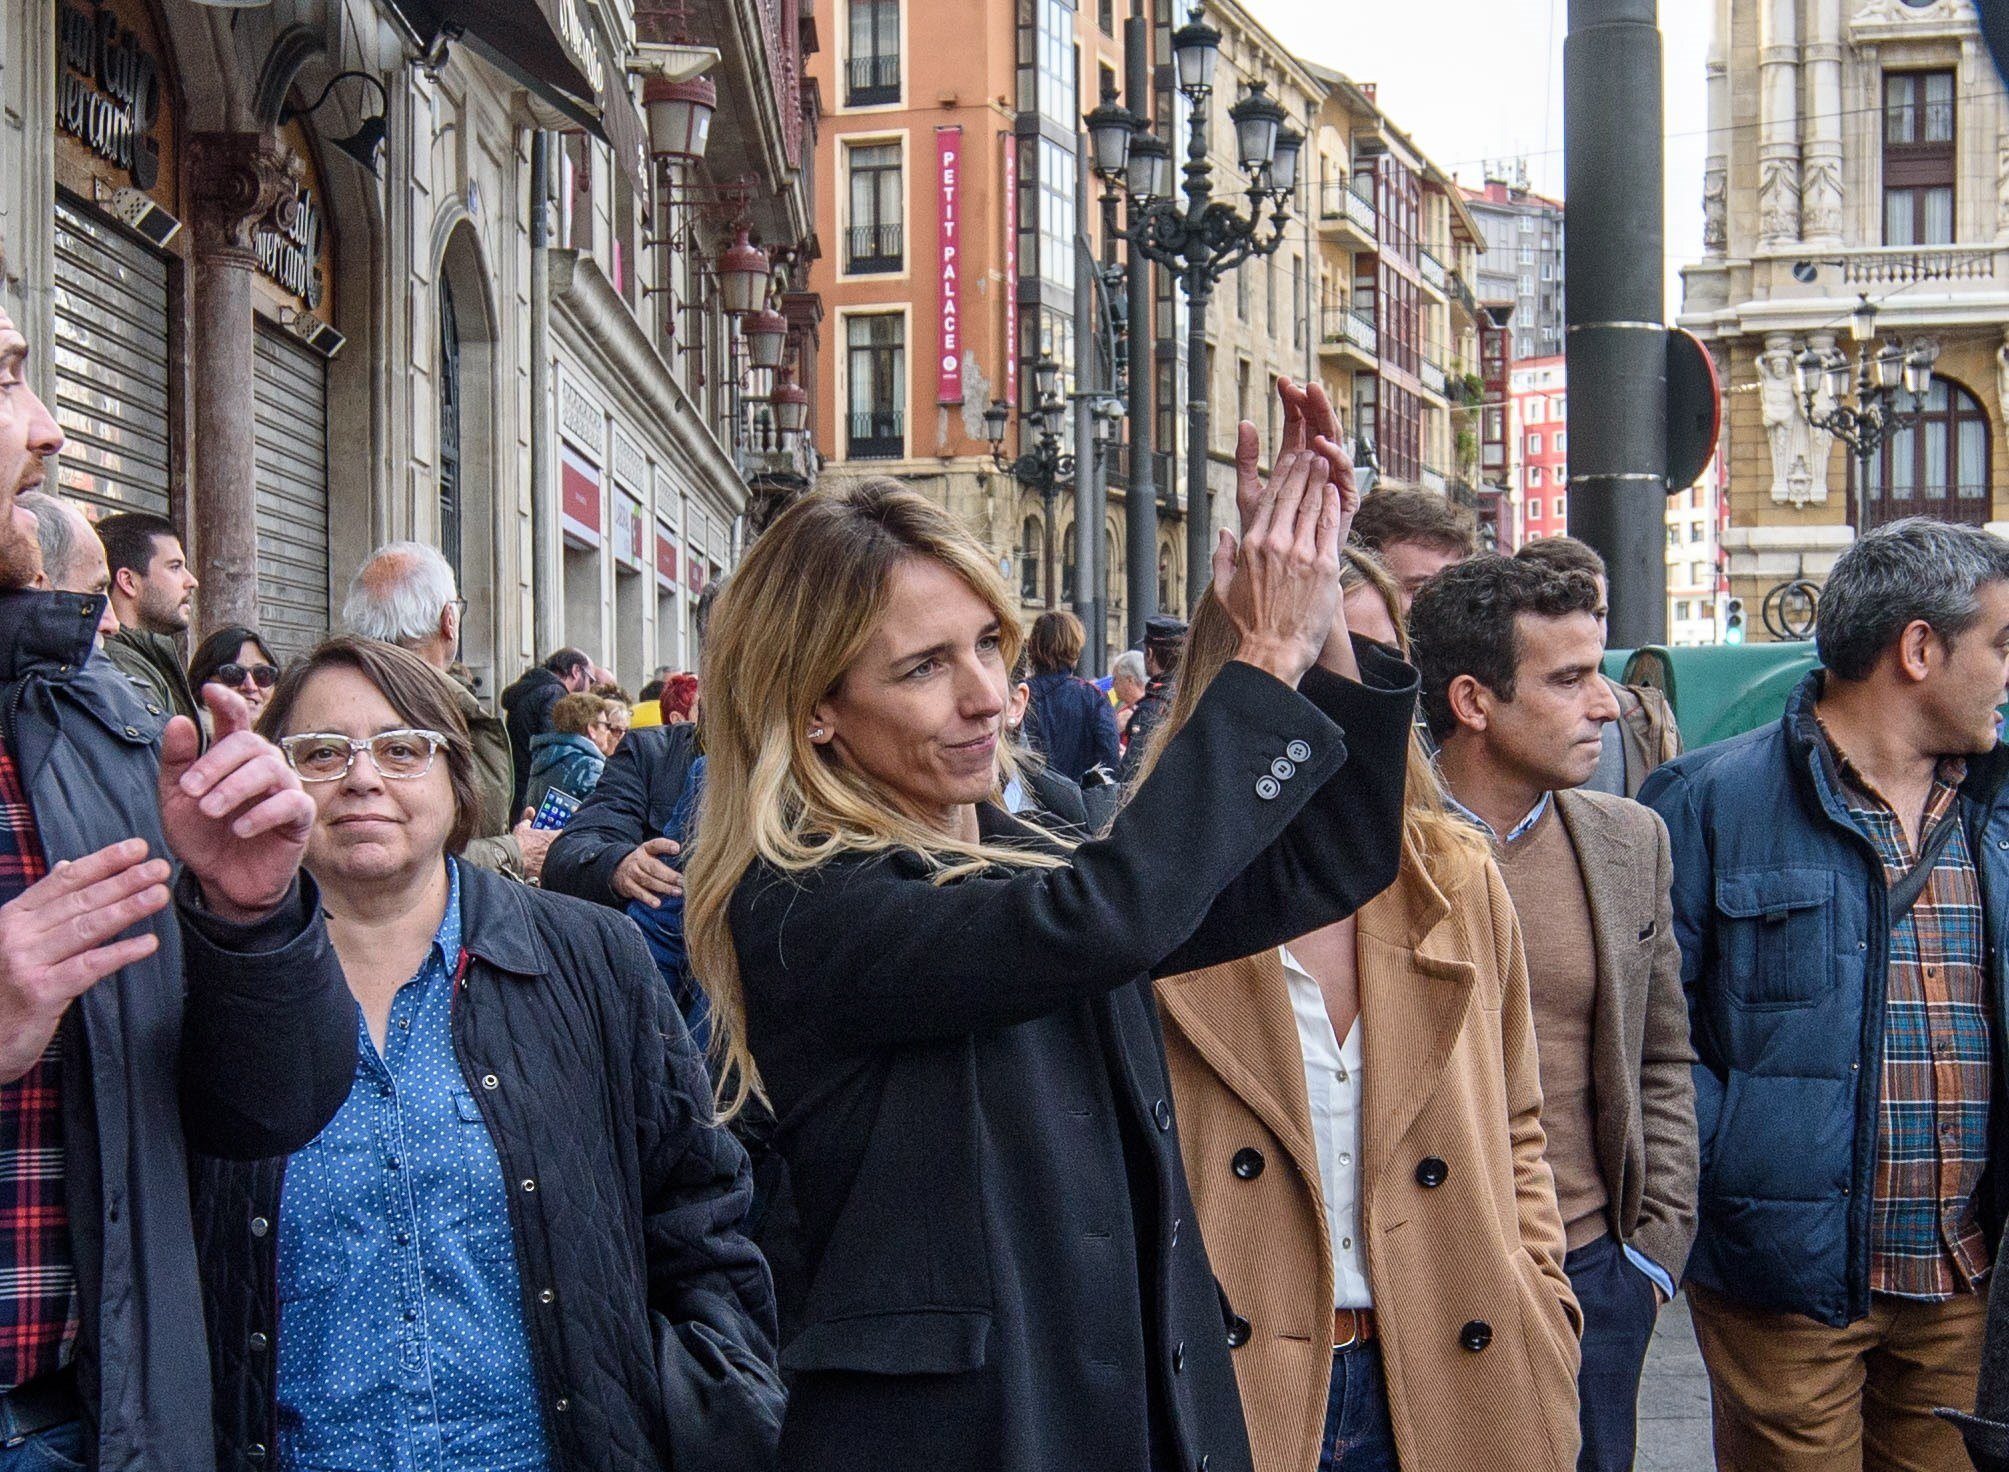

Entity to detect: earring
[808,726,825,739]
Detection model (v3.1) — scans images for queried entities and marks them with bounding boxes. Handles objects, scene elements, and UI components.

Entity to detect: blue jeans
[1317,1342,1400,1471]
[0,1419,82,1472]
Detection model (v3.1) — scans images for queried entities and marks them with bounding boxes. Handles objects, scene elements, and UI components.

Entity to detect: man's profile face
[0,305,64,590]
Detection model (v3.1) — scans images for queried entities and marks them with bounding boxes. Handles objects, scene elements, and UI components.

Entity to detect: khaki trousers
[1686,1281,1986,1472]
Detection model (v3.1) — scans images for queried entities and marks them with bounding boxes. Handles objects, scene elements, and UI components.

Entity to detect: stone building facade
[1680,0,2009,626]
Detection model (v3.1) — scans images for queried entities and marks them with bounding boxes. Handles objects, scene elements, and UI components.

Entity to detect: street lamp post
[1084,9,1301,613]
[983,358,1126,614]
[1791,294,1939,534]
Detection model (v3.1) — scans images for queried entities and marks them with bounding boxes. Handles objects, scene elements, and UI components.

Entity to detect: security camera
[279,306,347,361]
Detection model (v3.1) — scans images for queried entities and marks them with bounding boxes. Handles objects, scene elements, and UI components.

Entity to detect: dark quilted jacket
[191,862,778,1471]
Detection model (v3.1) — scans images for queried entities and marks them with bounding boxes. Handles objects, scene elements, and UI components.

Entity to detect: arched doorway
[436,223,499,682]
[1849,376,1992,529]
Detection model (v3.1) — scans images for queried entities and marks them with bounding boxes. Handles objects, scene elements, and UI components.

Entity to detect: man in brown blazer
[1412,556,1700,1472]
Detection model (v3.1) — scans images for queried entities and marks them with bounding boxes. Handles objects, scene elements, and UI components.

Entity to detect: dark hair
[1514,535,1606,581]
[639,678,667,704]
[544,647,592,680]
[257,636,482,854]
[1027,610,1086,674]
[1408,555,1605,740]
[662,672,699,719]
[1817,517,2009,682]
[95,511,179,581]
[1351,489,1479,559]
[188,626,276,691]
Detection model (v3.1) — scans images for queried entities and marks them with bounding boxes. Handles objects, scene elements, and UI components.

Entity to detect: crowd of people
[9,230,2009,1472]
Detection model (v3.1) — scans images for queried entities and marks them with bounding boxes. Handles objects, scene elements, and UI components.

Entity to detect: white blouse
[1280,945,1371,1309]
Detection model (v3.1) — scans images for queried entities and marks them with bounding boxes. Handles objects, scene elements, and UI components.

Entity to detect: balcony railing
[845,222,904,273]
[1320,306,1378,357]
[1103,445,1173,495]
[1317,181,1378,238]
[1420,249,1448,294]
[848,409,905,459]
[846,53,901,106]
[1421,358,1448,397]
[1448,271,1479,318]
[1841,246,1999,286]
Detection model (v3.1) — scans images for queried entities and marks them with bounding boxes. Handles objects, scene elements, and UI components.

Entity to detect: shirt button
[1336,1068,1348,1082]
[404,1310,417,1323]
[396,1233,411,1246]
[250,1216,269,1238]
[1342,1236,1352,1250]
[146,705,161,717]
[387,1157,401,1170]
[123,726,138,738]
[482,1074,500,1090]
[1339,1152,1351,1166]
[397,1017,411,1030]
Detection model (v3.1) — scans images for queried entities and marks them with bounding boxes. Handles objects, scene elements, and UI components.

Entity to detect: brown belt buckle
[1333,1307,1370,1351]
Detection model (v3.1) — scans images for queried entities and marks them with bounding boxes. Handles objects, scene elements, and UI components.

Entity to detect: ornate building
[1680,0,2009,624]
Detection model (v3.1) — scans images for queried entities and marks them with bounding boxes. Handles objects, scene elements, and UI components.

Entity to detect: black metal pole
[1124,15,1158,643]
[1564,0,1666,648]
[1185,271,1212,615]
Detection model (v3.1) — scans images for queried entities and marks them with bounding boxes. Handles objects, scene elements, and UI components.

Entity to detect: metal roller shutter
[51,193,172,517]
[252,324,330,658]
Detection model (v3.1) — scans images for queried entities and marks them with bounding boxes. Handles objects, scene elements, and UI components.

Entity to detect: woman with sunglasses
[188,625,280,722]
[189,636,780,1472]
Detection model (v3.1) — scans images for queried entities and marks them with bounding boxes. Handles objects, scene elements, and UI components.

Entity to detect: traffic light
[1724,597,1746,645]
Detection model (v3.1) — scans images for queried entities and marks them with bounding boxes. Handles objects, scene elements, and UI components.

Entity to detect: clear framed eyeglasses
[280,729,448,783]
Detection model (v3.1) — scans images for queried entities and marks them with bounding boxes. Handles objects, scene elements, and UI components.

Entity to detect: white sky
[1240,0,1713,313]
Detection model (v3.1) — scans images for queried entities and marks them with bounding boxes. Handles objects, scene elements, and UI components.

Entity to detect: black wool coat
[732,648,1417,1472]
[192,862,777,1472]
[545,722,702,908]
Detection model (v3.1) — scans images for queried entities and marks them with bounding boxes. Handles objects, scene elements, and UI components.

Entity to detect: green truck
[1601,644,1820,750]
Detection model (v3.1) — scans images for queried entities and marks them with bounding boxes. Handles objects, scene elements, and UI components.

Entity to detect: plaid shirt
[0,738,74,1387]
[1825,731,1993,1301]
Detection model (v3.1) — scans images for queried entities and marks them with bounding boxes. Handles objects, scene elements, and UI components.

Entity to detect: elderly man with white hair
[341,540,552,882]
[18,491,118,648]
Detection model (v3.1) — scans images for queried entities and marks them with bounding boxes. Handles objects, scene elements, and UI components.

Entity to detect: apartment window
[846,314,906,459]
[1520,275,1533,297]
[1527,398,1545,425]
[1518,215,1533,234]
[847,0,901,105]
[1689,522,1705,543]
[1020,516,1045,602]
[1554,495,1565,519]
[1551,395,1566,417]
[1884,71,1955,246]
[1852,377,1992,527]
[1236,358,1252,427]
[1018,136,1076,294]
[1690,561,1707,584]
[1237,259,1249,318]
[1529,464,1544,487]
[1518,244,1533,265]
[845,143,904,272]
[1556,430,1568,452]
[1666,525,1679,549]
[1675,600,1691,621]
[1528,433,1543,455]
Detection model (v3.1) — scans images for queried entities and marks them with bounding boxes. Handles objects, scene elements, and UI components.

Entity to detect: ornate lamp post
[984,359,1078,605]
[1084,11,1301,611]
[1792,294,1939,533]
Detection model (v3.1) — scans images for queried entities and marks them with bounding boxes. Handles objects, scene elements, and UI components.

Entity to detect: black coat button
[1416,1157,1449,1189]
[1460,1320,1493,1352]
[1232,1147,1265,1180]
[1226,1314,1251,1348]
[1154,1098,1173,1131]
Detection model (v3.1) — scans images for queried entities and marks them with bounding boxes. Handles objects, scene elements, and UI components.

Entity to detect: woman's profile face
[811,557,1010,831]
[282,666,458,889]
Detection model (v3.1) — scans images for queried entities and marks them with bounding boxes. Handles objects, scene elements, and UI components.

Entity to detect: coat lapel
[1157,950,1321,1185]
[1555,790,1641,1181]
[1357,864,1478,1187]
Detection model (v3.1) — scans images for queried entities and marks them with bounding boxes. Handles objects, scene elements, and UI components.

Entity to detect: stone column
[1801,0,1844,244]
[1758,0,1803,246]
[1702,0,1731,255]
[186,132,296,633]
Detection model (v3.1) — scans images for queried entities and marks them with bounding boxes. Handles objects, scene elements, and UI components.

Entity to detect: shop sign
[56,0,164,192]
[561,445,603,548]
[655,526,680,591]
[1001,134,1017,408]
[255,181,326,311]
[612,495,645,570]
[936,127,963,405]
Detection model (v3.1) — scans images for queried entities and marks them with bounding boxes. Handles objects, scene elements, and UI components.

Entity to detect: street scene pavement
[1639,1293,1714,1472]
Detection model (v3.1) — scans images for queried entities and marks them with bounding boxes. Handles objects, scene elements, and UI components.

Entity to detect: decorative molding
[559,375,604,453]
[613,428,648,490]
[1758,333,1835,507]
[1702,161,1728,255]
[1759,156,1803,244]
[1801,152,1845,241]
[1848,0,1979,45]
[187,132,298,259]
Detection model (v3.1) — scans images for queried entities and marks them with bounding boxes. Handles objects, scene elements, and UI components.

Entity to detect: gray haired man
[341,541,551,882]
[17,491,117,647]
[1644,519,2009,1472]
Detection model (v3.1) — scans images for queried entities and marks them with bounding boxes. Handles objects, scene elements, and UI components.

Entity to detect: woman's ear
[1006,681,1031,731]
[807,700,836,745]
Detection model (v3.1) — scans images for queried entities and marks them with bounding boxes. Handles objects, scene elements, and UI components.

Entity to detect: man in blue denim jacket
[1641,518,2009,1472]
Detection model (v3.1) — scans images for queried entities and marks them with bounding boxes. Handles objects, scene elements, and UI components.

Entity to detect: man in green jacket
[97,511,201,727]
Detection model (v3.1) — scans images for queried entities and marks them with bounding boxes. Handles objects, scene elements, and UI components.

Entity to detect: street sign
[1666,326,1720,493]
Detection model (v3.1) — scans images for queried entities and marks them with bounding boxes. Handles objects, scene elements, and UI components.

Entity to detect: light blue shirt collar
[1443,788,1552,846]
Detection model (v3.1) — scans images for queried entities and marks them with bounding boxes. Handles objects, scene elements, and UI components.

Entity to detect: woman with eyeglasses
[188,636,781,1472]
[188,625,280,722]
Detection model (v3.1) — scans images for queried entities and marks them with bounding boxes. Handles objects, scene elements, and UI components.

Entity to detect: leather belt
[0,1363,78,1446]
[1333,1308,1377,1352]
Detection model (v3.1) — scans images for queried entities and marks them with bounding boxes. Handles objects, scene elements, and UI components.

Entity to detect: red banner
[937,126,964,405]
[560,447,602,548]
[1002,134,1017,408]
[655,527,679,590]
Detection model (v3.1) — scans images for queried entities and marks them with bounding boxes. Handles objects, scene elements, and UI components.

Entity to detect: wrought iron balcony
[1316,182,1378,242]
[847,409,904,459]
[845,222,904,274]
[846,53,901,106]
